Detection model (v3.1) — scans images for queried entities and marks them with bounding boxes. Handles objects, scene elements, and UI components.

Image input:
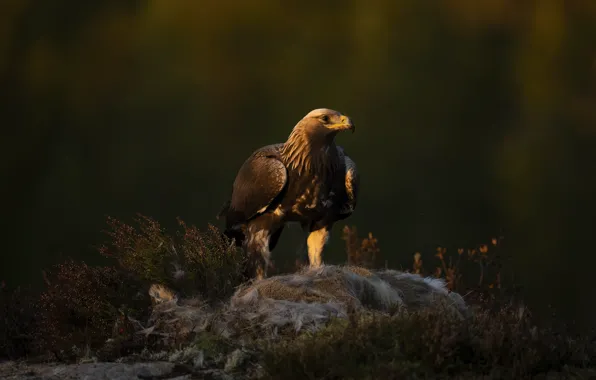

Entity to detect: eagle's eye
[320,115,329,123]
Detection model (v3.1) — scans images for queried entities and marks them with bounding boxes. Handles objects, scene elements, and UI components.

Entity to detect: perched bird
[218,108,359,279]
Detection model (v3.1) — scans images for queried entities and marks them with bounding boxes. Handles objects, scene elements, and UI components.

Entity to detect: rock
[192,350,205,370]
[224,349,248,373]
[0,361,176,380]
[0,361,243,380]
[168,345,206,370]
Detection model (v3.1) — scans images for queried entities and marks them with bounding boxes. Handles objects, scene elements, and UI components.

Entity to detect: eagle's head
[281,108,355,174]
[294,108,355,145]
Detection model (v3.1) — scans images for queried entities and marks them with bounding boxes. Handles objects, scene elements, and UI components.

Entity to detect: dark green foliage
[99,215,174,287]
[99,215,248,302]
[175,218,249,301]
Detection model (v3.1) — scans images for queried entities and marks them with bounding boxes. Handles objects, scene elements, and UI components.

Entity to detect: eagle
[217,108,360,279]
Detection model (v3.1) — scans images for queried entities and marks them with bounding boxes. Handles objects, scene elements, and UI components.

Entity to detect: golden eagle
[218,108,359,278]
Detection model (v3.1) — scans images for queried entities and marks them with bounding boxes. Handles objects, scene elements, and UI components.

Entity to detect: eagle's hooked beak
[328,115,355,134]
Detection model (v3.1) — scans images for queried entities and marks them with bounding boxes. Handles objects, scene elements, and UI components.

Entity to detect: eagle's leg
[306,226,330,268]
[245,230,271,280]
[244,248,269,280]
[245,219,283,279]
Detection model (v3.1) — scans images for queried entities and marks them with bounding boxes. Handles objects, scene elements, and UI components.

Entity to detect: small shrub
[36,260,149,361]
[342,225,380,269]
[99,214,247,302]
[406,236,525,310]
[175,219,248,301]
[99,215,175,287]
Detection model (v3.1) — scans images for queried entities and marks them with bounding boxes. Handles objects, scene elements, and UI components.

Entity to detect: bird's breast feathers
[288,176,339,218]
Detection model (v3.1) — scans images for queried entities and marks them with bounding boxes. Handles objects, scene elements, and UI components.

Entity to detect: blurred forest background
[1,0,595,329]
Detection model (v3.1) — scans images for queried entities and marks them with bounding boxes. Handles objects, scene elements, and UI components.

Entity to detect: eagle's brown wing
[224,144,287,229]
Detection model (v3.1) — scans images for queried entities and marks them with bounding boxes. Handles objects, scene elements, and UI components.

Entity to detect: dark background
[1,0,595,329]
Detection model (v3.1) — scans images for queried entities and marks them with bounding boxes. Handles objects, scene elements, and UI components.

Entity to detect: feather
[226,144,288,229]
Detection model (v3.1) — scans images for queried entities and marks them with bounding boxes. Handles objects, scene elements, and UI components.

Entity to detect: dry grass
[260,301,595,380]
[342,226,380,269]
[341,227,516,307]
[37,260,153,362]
